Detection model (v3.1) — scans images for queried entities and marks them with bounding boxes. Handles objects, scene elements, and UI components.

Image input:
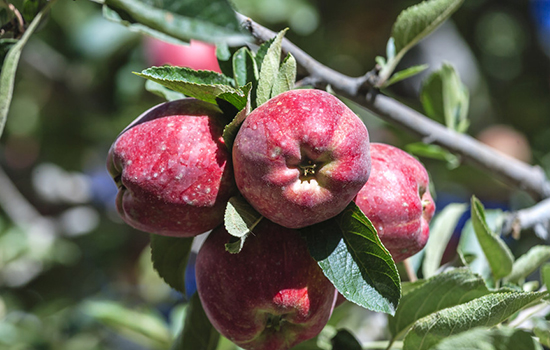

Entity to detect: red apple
[354,143,435,263]
[196,220,337,350]
[232,89,371,229]
[144,37,221,72]
[107,98,236,236]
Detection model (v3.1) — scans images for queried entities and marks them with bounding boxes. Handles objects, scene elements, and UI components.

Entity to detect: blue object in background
[531,0,550,56]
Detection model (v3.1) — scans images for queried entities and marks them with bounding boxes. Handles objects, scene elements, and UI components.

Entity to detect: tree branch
[237,14,550,201]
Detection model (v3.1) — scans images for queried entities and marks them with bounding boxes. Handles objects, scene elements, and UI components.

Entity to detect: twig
[502,197,550,241]
[403,259,418,282]
[237,14,550,201]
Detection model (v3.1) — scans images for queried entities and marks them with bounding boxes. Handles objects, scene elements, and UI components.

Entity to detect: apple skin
[195,220,338,350]
[354,143,435,263]
[232,89,371,229]
[107,98,236,236]
[144,38,221,72]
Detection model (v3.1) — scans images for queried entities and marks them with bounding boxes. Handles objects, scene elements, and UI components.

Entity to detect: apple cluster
[107,89,435,349]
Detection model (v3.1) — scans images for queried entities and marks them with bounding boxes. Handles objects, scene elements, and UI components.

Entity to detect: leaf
[542,263,550,291]
[171,293,220,350]
[402,291,547,350]
[150,234,194,295]
[136,66,247,109]
[422,203,468,278]
[103,0,249,46]
[145,79,186,101]
[505,245,550,284]
[222,88,251,151]
[433,326,543,350]
[331,329,362,350]
[421,63,470,133]
[232,47,258,88]
[401,279,427,296]
[534,318,550,348]
[0,3,50,139]
[22,0,48,22]
[389,268,491,340]
[256,29,288,107]
[223,196,262,254]
[271,53,297,98]
[405,142,460,169]
[301,202,401,315]
[383,64,429,88]
[471,196,514,280]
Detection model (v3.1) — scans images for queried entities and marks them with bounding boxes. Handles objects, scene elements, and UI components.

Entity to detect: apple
[232,89,371,229]
[354,143,435,263]
[143,37,221,72]
[195,219,337,350]
[107,98,236,236]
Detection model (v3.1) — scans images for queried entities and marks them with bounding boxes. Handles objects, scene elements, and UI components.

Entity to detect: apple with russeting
[232,89,371,229]
[107,98,236,236]
[354,143,435,262]
[195,219,338,350]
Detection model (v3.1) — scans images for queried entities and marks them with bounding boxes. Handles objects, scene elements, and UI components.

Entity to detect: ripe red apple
[107,98,236,236]
[232,89,371,229]
[354,143,435,262]
[143,37,221,72]
[196,220,337,350]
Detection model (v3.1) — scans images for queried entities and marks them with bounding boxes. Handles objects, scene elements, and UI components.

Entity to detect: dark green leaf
[505,245,550,284]
[405,142,460,169]
[0,4,50,139]
[223,195,262,254]
[172,293,219,350]
[271,53,296,98]
[256,29,287,107]
[403,291,547,350]
[331,329,362,350]
[301,202,401,315]
[222,88,251,151]
[542,263,550,291]
[215,43,234,78]
[232,47,258,88]
[22,0,47,22]
[420,63,469,132]
[433,326,543,350]
[0,39,17,66]
[471,196,514,280]
[145,79,186,101]
[150,234,194,295]
[103,0,249,46]
[389,268,491,340]
[383,64,428,88]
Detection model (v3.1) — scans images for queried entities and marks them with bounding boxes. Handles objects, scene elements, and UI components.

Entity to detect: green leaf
[401,279,427,296]
[542,263,550,291]
[103,0,249,46]
[331,329,362,350]
[403,291,548,350]
[256,29,288,107]
[145,79,186,101]
[471,196,514,280]
[505,245,550,284]
[389,268,491,340]
[172,293,220,350]
[232,47,258,88]
[422,203,468,278]
[383,64,429,88]
[405,142,460,169]
[271,53,297,98]
[136,66,247,108]
[223,196,262,254]
[22,0,47,22]
[534,318,550,348]
[150,234,194,295]
[420,63,470,133]
[301,202,401,315]
[0,3,51,140]
[222,87,251,151]
[433,326,543,350]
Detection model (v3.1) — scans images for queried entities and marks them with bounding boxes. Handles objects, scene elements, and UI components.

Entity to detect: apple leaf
[505,245,550,284]
[150,234,194,295]
[233,47,258,88]
[223,196,262,254]
[388,268,491,341]
[0,3,51,139]
[401,279,427,295]
[171,293,220,350]
[330,329,362,350]
[102,0,249,46]
[383,64,429,88]
[542,263,550,291]
[422,203,467,278]
[432,326,543,350]
[402,291,548,350]
[534,318,550,348]
[301,202,401,315]
[405,142,460,169]
[255,36,276,73]
[256,29,288,107]
[271,53,297,98]
[145,80,186,101]
[136,66,248,109]
[421,63,470,133]
[471,196,514,280]
[222,88,251,151]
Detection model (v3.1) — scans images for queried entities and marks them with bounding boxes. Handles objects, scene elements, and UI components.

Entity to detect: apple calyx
[266,314,286,332]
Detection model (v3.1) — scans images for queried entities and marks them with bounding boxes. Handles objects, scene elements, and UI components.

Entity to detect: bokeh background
[1,0,549,348]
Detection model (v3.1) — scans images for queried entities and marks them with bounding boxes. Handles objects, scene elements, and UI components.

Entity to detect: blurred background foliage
[0,0,549,348]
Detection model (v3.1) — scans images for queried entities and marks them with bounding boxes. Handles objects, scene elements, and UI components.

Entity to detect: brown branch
[237,14,550,201]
